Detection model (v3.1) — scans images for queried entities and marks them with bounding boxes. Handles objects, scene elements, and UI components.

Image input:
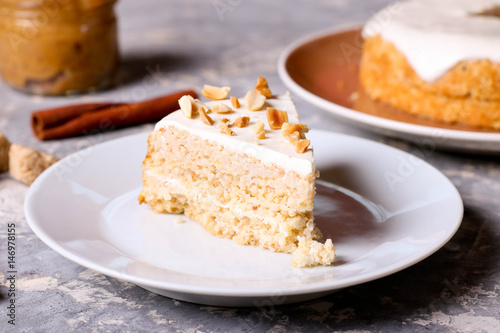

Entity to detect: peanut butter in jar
[0,0,119,95]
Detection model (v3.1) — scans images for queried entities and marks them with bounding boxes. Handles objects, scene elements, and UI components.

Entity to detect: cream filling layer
[145,170,312,236]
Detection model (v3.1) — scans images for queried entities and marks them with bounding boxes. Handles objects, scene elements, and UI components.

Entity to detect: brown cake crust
[359,34,500,129]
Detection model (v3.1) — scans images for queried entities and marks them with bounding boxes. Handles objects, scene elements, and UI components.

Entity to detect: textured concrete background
[1,0,500,332]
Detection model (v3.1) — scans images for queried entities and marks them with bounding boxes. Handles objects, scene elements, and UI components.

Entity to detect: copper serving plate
[278,26,500,153]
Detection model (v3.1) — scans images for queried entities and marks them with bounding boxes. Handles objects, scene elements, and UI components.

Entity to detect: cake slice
[139,82,335,267]
[359,0,500,129]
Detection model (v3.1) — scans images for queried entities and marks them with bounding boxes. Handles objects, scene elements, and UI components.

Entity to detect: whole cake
[359,0,500,129]
[139,79,335,267]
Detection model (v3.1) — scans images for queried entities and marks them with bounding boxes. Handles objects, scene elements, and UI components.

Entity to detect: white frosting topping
[154,93,315,175]
[362,0,500,81]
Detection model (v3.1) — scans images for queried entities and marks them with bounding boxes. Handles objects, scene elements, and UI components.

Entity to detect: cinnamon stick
[31,90,197,140]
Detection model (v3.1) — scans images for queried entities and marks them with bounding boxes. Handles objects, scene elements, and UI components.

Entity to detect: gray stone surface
[1,0,499,331]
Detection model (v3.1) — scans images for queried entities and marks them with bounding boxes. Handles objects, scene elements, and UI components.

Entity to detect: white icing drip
[362,0,500,82]
[155,93,315,175]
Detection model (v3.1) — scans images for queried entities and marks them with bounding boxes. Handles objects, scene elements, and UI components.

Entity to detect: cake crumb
[291,237,335,268]
[175,216,185,223]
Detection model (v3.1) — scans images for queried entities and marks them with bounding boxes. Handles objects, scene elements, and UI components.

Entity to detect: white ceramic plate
[25,130,463,306]
[278,26,500,154]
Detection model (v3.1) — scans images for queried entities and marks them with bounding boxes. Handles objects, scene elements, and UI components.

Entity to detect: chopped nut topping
[199,107,214,125]
[219,118,234,135]
[178,95,196,118]
[266,107,289,130]
[193,99,209,112]
[295,139,310,154]
[201,84,231,100]
[281,122,310,153]
[254,76,273,98]
[211,103,232,114]
[230,96,240,108]
[253,120,265,133]
[245,90,266,111]
[220,124,234,136]
[282,122,308,138]
[233,116,250,128]
[287,131,302,144]
[253,119,266,139]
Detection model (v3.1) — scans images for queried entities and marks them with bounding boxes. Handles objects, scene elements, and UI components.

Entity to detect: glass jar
[0,0,119,95]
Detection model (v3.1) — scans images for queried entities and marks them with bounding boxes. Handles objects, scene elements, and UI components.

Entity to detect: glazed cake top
[155,93,315,175]
[362,0,500,81]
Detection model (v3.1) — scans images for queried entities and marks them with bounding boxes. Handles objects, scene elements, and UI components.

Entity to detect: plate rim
[277,24,500,146]
[25,130,464,298]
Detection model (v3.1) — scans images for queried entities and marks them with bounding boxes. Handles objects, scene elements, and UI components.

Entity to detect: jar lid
[0,0,117,10]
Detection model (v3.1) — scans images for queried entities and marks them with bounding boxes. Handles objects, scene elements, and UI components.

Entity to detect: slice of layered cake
[139,79,335,267]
